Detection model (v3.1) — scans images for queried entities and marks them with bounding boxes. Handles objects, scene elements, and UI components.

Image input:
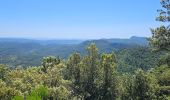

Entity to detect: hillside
[0,36,149,67]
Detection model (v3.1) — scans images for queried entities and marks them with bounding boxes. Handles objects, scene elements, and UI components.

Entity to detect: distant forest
[0,36,149,68]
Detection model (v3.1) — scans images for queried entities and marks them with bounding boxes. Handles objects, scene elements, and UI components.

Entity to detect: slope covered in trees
[117,47,163,73]
[0,44,170,100]
[0,36,148,67]
[0,38,161,73]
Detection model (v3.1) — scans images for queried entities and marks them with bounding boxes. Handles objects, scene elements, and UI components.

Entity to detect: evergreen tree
[100,53,119,100]
[149,0,170,51]
[66,52,83,99]
[149,0,170,98]
[82,43,101,100]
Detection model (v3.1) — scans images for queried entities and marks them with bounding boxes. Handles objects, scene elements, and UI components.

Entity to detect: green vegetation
[0,42,169,100]
[0,36,147,67]
[117,47,163,73]
[0,0,170,100]
[0,41,160,73]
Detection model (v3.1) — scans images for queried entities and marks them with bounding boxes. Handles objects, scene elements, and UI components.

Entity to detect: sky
[0,0,162,39]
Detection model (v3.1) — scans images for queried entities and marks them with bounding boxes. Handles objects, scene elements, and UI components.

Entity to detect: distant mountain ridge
[106,36,148,46]
[0,36,148,45]
[0,36,149,67]
[0,38,84,45]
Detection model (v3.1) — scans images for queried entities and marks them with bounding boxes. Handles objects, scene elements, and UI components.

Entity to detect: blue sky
[0,0,162,39]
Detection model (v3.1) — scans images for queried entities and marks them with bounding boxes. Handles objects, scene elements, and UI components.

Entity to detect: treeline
[0,43,170,100]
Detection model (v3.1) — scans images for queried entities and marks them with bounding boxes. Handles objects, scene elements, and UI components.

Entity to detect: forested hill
[0,36,148,45]
[0,36,150,68]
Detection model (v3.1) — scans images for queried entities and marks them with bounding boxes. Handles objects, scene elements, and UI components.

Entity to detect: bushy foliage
[149,0,170,98]
[0,43,167,100]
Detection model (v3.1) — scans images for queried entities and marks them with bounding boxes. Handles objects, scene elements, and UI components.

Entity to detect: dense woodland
[0,43,170,100]
[0,36,147,67]
[0,0,170,100]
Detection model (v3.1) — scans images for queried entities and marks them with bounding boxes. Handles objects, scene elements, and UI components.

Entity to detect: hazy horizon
[0,35,148,40]
[0,0,161,39]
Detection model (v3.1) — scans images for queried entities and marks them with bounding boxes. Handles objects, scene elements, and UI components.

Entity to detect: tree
[150,26,170,51]
[121,74,135,100]
[150,65,170,98]
[66,52,81,81]
[81,43,101,100]
[66,52,83,98]
[100,53,120,100]
[149,0,170,51]
[133,69,158,100]
[42,58,70,99]
[156,0,170,22]
[42,56,60,73]
[149,1,170,98]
